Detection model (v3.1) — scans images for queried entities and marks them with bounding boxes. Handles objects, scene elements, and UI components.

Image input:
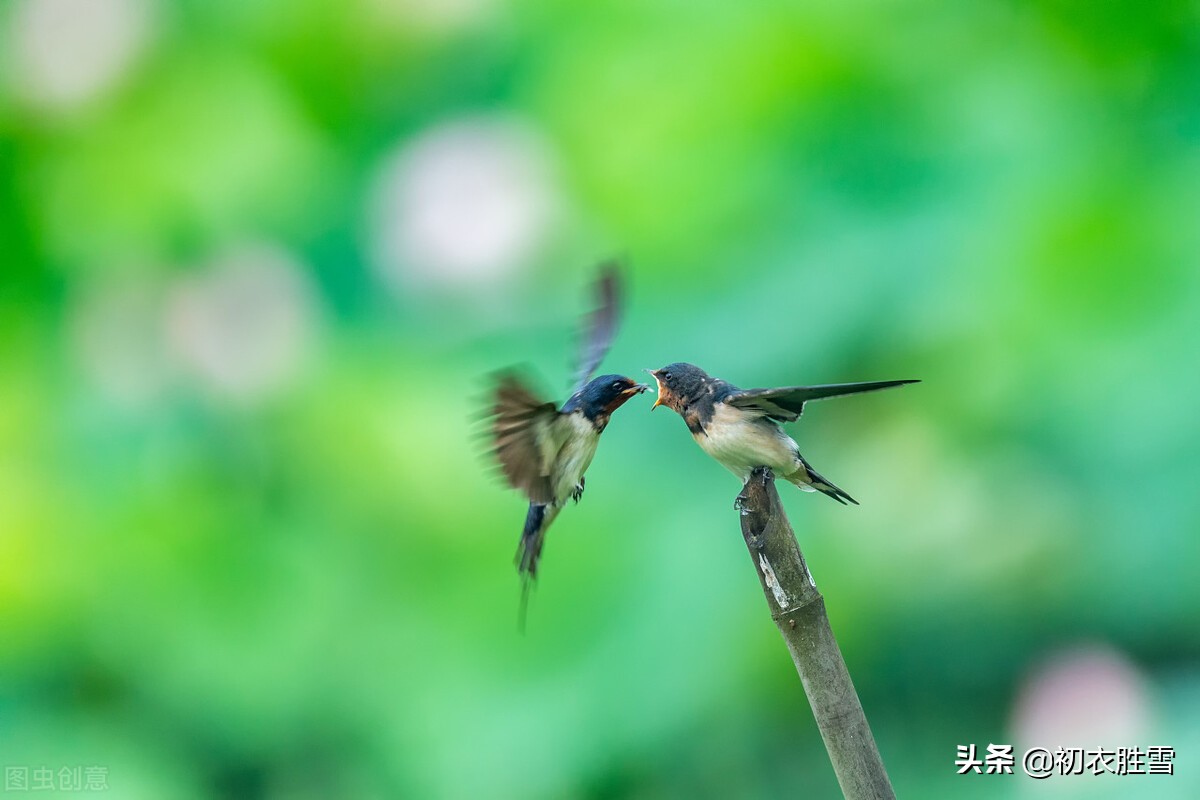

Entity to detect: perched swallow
[647,363,917,504]
[490,265,647,594]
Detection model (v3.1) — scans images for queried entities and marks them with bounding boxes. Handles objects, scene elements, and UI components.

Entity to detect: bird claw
[571,478,585,503]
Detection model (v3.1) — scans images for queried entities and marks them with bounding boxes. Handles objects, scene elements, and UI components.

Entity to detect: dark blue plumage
[649,362,918,504]
[489,266,645,629]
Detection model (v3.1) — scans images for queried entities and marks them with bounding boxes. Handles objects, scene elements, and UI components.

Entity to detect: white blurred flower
[6,0,154,112]
[362,0,496,36]
[369,116,562,293]
[71,276,170,409]
[165,245,320,405]
[1011,643,1153,750]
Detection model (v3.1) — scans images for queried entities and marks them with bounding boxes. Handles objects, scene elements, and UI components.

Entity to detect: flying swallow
[647,363,917,504]
[490,264,647,602]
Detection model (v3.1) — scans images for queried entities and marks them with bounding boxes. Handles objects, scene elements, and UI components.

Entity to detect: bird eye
[662,371,672,381]
[611,380,621,390]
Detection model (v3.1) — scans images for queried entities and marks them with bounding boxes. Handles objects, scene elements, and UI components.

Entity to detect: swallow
[647,363,917,504]
[490,264,647,597]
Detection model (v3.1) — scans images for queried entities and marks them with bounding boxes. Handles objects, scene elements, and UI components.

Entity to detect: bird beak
[606,382,648,414]
[644,368,664,410]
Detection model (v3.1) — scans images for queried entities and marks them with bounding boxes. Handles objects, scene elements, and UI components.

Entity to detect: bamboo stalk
[736,467,895,800]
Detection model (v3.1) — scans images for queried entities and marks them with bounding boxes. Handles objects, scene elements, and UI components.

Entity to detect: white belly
[696,403,801,481]
[552,413,600,503]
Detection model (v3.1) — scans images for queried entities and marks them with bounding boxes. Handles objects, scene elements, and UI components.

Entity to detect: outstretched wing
[491,374,561,504]
[725,380,919,422]
[570,261,621,395]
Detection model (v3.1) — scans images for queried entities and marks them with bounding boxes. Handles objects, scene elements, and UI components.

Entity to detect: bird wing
[491,373,564,504]
[725,380,919,422]
[570,261,621,395]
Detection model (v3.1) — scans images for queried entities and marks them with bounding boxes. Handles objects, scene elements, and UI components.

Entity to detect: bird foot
[571,477,585,503]
[736,469,773,513]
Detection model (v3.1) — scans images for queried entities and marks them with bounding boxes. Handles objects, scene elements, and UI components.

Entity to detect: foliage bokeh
[2,1,1198,797]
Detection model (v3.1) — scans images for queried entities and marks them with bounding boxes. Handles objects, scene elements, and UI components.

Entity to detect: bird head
[646,362,710,414]
[574,374,648,422]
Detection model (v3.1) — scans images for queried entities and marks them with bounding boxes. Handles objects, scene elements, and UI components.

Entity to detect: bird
[646,363,917,504]
[489,264,647,608]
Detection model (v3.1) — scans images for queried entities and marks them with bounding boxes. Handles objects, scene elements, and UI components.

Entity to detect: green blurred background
[2,0,1198,797]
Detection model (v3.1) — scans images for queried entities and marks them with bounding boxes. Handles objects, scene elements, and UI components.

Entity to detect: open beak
[644,368,664,410]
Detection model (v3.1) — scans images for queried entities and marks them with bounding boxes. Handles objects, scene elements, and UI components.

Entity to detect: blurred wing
[726,380,919,422]
[571,262,621,394]
[491,374,561,504]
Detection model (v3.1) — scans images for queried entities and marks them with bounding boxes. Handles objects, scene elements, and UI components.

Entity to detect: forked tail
[515,503,559,630]
[788,457,859,505]
[516,503,548,578]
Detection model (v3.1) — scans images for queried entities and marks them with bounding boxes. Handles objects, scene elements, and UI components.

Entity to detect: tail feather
[515,503,559,631]
[516,503,549,578]
[788,458,859,505]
